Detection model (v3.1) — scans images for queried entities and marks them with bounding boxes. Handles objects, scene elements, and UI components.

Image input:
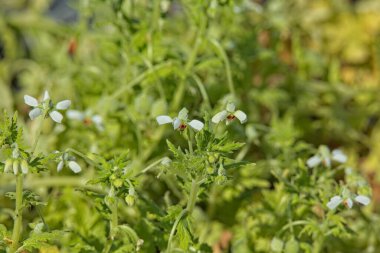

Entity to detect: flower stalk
[103,187,119,253]
[9,174,23,253]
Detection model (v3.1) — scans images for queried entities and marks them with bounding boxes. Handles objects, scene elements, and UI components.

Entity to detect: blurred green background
[1,0,380,252]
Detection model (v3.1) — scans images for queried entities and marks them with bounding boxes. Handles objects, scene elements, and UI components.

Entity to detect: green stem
[235,143,250,161]
[103,187,118,253]
[187,128,194,154]
[9,174,23,253]
[136,157,167,177]
[191,74,211,109]
[208,38,236,98]
[186,179,199,214]
[166,209,187,253]
[171,19,206,111]
[24,176,106,194]
[31,115,45,156]
[99,61,174,108]
[166,179,199,252]
[9,115,46,252]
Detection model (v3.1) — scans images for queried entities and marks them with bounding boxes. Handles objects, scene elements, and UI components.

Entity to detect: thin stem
[191,73,211,109]
[9,174,23,253]
[208,38,236,98]
[136,157,167,177]
[187,128,194,154]
[103,187,118,253]
[166,179,199,252]
[31,115,45,156]
[24,176,106,194]
[171,18,206,111]
[278,220,309,235]
[186,179,199,214]
[10,115,46,252]
[235,143,250,161]
[99,61,174,108]
[166,209,187,253]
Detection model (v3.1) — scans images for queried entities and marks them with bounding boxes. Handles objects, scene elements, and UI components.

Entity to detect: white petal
[43,90,50,101]
[57,161,64,172]
[92,115,103,125]
[188,120,204,131]
[226,102,236,112]
[327,196,343,210]
[66,110,85,120]
[161,157,172,166]
[355,195,370,206]
[306,155,321,168]
[178,108,188,121]
[13,162,18,175]
[68,161,81,173]
[156,115,173,125]
[346,198,353,208]
[21,161,29,174]
[29,108,42,120]
[332,149,347,163]
[24,95,39,107]
[173,118,181,130]
[56,100,71,110]
[211,110,228,123]
[49,110,63,123]
[234,110,247,123]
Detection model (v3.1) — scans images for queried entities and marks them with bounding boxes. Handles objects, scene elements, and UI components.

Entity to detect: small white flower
[306,146,347,168]
[212,102,247,125]
[327,189,370,210]
[156,108,204,131]
[56,152,81,173]
[24,90,71,123]
[161,157,172,166]
[66,110,104,131]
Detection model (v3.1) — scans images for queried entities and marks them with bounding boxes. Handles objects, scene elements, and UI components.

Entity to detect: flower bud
[215,175,227,185]
[161,157,172,166]
[218,165,226,176]
[206,166,215,174]
[21,160,29,174]
[125,194,135,206]
[136,239,144,251]
[113,179,123,188]
[208,155,216,164]
[4,159,13,173]
[13,160,19,175]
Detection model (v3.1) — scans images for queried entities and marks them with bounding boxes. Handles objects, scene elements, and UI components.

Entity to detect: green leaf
[177,219,192,250]
[17,231,61,252]
[166,140,183,158]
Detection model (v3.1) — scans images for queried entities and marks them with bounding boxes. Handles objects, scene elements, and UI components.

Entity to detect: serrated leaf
[166,140,183,158]
[17,231,61,252]
[177,219,192,250]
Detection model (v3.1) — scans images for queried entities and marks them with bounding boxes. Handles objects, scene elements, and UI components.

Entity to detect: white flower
[156,108,204,131]
[327,189,370,210]
[306,146,347,168]
[161,157,172,166]
[56,152,81,173]
[212,102,247,125]
[24,90,71,123]
[66,110,104,131]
